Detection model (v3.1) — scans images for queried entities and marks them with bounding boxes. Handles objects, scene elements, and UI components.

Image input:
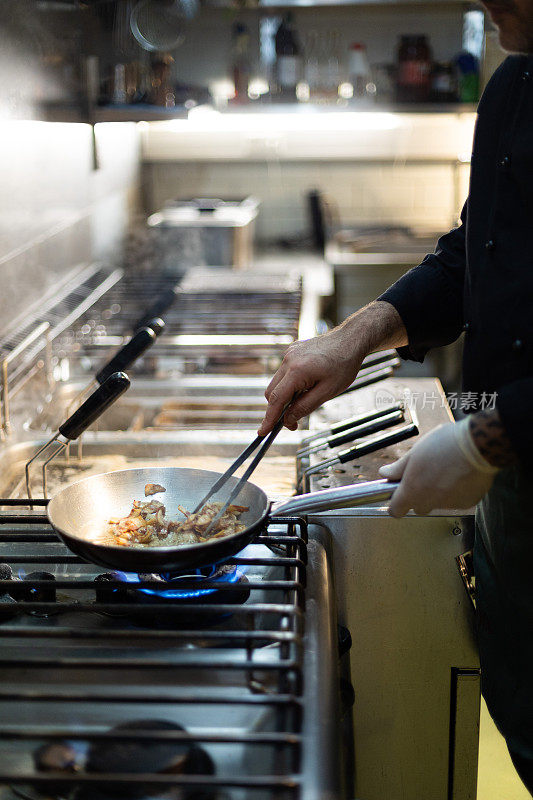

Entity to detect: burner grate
[0,502,308,799]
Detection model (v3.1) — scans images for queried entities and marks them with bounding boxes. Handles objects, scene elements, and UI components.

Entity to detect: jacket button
[500,155,510,168]
[463,322,470,333]
[513,339,523,351]
[485,239,495,251]
[522,71,531,81]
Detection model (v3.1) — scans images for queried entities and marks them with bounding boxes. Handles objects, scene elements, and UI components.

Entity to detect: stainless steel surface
[0,434,299,501]
[1,321,51,438]
[302,376,453,494]
[302,377,480,800]
[53,268,303,380]
[326,232,438,325]
[0,265,125,438]
[302,530,344,800]
[147,198,259,269]
[326,228,441,265]
[27,379,273,434]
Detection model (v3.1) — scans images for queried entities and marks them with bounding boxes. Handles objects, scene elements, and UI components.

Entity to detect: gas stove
[0,504,345,800]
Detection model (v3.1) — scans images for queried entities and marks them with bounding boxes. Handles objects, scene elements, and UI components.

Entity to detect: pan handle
[271,479,398,517]
[58,372,130,440]
[95,327,156,385]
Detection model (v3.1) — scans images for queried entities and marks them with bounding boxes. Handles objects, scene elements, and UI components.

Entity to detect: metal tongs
[192,401,294,536]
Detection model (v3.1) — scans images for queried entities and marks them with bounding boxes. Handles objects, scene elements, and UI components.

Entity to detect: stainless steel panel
[309,513,479,800]
[25,378,272,434]
[450,670,481,800]
[304,377,480,800]
[0,433,299,501]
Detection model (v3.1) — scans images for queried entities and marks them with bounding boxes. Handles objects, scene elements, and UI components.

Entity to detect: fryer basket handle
[96,327,156,385]
[59,372,130,440]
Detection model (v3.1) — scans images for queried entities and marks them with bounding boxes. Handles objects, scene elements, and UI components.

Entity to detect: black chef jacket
[379,55,533,463]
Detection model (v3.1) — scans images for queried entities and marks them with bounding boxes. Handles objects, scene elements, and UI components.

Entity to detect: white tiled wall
[142,113,475,239]
[144,159,469,237]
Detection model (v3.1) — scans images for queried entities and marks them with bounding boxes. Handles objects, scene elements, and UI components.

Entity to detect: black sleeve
[378,201,467,362]
[496,379,533,463]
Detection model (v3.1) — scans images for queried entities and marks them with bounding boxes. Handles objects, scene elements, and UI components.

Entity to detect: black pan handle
[141,317,166,337]
[337,422,419,463]
[328,403,404,436]
[337,366,395,397]
[59,372,130,440]
[361,349,399,368]
[324,408,405,449]
[95,327,156,385]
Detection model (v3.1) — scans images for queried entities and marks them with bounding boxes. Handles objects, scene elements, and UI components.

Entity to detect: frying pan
[47,467,398,573]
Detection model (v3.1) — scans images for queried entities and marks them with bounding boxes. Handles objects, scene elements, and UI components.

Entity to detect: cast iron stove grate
[0,500,307,800]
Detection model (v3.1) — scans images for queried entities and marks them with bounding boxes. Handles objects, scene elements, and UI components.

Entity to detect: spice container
[431,61,458,103]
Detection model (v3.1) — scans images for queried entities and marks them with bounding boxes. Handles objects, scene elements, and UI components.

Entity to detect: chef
[259,0,533,789]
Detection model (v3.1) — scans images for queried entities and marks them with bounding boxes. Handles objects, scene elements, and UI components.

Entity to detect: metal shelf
[40,103,189,124]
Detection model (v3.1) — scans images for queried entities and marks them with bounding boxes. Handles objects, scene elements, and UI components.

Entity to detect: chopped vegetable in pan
[107,485,248,548]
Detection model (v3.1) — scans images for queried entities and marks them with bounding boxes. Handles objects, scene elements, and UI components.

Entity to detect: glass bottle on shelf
[275,13,302,102]
[231,22,251,104]
[325,30,341,97]
[348,43,373,100]
[396,34,433,103]
[304,31,321,100]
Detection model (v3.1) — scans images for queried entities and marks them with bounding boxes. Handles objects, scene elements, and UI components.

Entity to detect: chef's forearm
[469,408,517,468]
[337,300,408,356]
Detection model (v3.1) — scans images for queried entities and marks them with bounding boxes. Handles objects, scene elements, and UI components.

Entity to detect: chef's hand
[379,417,500,517]
[258,329,363,434]
[258,301,407,434]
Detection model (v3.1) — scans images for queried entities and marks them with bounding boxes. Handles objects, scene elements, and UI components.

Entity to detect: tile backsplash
[142,113,475,240]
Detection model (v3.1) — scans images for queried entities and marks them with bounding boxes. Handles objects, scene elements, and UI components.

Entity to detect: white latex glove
[378,418,500,518]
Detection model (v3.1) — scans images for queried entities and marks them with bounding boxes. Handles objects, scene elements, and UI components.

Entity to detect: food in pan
[144,483,166,497]
[107,486,249,548]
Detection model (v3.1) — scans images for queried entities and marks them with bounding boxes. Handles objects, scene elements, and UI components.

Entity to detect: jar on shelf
[396,35,432,103]
[431,61,458,103]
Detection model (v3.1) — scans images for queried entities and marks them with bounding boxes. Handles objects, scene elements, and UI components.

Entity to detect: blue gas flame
[114,544,258,600]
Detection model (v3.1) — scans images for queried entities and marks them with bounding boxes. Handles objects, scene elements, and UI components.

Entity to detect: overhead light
[157,110,401,133]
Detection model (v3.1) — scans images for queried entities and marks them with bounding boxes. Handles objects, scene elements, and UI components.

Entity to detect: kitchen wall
[142,112,474,239]
[0,2,140,335]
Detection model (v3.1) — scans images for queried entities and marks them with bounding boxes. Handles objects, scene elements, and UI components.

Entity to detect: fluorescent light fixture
[158,109,402,133]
